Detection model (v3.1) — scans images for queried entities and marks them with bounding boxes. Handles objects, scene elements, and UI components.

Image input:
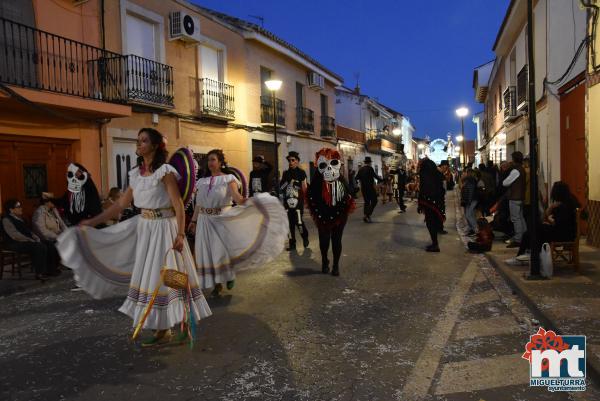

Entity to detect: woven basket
[162,249,188,289]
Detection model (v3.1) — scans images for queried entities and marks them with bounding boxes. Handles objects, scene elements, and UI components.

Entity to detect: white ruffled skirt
[57,216,212,330]
[195,193,288,289]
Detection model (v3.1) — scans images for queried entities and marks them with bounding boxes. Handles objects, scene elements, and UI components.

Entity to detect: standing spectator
[249,155,273,197]
[503,151,527,247]
[461,168,479,236]
[394,165,407,213]
[356,157,382,222]
[32,192,65,275]
[1,199,49,280]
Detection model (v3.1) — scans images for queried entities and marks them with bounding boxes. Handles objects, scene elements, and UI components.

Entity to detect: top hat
[252,155,265,163]
[363,156,373,164]
[286,151,300,161]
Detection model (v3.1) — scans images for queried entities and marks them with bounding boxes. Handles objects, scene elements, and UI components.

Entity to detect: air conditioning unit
[169,11,201,43]
[307,72,325,90]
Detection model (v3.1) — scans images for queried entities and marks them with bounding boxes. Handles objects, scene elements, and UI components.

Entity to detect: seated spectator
[506,181,580,265]
[467,218,494,253]
[102,187,122,225]
[32,193,65,275]
[1,199,50,280]
[460,168,479,236]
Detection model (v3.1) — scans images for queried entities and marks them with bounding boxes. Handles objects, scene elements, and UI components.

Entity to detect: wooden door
[0,136,72,220]
[560,83,586,233]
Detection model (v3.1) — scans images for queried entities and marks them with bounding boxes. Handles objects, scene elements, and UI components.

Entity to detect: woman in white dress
[57,128,211,347]
[188,149,288,297]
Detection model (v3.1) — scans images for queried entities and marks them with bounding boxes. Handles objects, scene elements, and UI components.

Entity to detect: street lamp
[265,79,282,195]
[455,107,469,170]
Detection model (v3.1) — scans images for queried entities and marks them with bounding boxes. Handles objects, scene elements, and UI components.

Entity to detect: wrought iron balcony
[0,17,174,109]
[198,78,234,119]
[517,65,528,110]
[321,116,336,138]
[296,106,314,133]
[503,86,517,122]
[260,95,285,127]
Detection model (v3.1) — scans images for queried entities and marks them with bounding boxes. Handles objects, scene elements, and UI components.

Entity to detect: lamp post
[455,134,464,170]
[455,107,469,170]
[265,79,282,195]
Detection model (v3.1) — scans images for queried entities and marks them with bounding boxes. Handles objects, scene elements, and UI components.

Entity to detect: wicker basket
[162,249,188,289]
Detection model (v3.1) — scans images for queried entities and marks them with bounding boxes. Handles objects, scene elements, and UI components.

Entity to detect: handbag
[540,242,553,278]
[162,249,188,289]
[132,248,190,341]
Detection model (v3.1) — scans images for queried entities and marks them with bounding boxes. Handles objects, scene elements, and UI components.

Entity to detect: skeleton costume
[61,163,103,226]
[307,148,355,276]
[280,151,309,250]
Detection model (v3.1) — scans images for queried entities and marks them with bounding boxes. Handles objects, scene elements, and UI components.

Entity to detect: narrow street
[1,192,598,401]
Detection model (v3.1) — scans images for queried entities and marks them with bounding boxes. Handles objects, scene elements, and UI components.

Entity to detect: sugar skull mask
[67,163,88,193]
[317,155,341,182]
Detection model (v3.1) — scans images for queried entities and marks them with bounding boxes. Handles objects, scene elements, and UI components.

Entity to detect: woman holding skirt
[57,128,211,347]
[188,149,288,297]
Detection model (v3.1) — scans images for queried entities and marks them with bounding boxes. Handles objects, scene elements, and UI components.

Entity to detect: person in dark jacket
[393,166,407,213]
[506,181,580,264]
[1,199,49,280]
[417,158,446,252]
[503,152,527,247]
[356,157,382,222]
[249,155,273,197]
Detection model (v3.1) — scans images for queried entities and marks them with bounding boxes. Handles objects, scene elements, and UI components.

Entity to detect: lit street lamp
[265,79,282,195]
[455,107,469,170]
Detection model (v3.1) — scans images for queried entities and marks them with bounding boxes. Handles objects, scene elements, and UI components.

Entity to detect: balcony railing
[198,77,234,119]
[321,116,335,137]
[503,86,517,122]
[260,95,285,126]
[296,106,314,132]
[517,65,528,109]
[0,17,174,108]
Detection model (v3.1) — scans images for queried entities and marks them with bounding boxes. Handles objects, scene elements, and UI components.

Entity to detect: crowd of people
[1,130,583,346]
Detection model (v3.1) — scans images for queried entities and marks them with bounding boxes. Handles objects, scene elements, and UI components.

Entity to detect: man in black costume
[280,151,309,251]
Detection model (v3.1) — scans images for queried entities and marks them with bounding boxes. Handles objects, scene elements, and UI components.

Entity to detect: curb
[452,194,600,386]
[484,253,600,387]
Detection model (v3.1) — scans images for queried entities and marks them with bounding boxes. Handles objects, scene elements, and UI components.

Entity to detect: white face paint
[67,163,88,193]
[317,155,341,182]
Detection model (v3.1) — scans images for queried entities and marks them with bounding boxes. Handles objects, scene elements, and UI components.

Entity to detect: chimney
[353,85,360,95]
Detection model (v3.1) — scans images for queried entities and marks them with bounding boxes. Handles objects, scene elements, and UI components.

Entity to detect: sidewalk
[457,206,600,382]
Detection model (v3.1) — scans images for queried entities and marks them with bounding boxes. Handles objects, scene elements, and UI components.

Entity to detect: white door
[111,140,137,191]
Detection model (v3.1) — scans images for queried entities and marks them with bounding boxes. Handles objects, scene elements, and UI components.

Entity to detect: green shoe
[140,330,172,348]
[226,280,235,290]
[174,330,190,345]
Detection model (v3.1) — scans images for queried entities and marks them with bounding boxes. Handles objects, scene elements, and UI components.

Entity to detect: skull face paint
[67,163,88,193]
[317,155,341,182]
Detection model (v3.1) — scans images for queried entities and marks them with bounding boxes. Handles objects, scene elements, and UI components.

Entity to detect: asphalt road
[1,192,598,401]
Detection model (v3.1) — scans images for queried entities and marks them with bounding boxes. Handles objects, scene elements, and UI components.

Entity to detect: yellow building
[0,0,343,217]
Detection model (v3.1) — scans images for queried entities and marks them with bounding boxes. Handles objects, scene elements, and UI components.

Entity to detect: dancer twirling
[307,148,354,276]
[57,128,211,347]
[188,149,287,297]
